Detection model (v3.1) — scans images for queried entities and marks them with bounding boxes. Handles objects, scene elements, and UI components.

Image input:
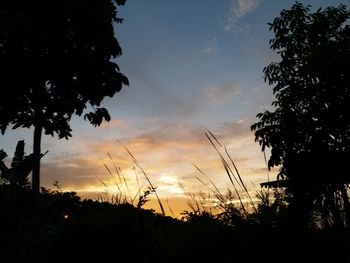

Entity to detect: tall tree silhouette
[0,0,129,193]
[251,3,350,227]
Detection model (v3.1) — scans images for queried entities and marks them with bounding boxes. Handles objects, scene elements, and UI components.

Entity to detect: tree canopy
[0,0,129,192]
[251,2,350,184]
[251,2,350,227]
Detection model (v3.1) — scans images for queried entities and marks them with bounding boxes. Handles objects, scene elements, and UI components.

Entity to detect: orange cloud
[37,119,277,216]
[99,119,125,129]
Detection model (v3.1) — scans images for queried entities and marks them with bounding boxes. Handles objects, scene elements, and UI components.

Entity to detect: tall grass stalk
[103,162,122,195]
[178,182,204,213]
[205,131,257,213]
[192,163,226,206]
[166,198,176,218]
[117,139,166,216]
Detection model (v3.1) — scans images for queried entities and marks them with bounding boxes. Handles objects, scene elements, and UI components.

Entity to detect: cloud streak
[41,118,272,190]
[36,116,278,217]
[224,0,260,32]
[202,81,241,105]
[203,38,219,55]
[99,119,125,129]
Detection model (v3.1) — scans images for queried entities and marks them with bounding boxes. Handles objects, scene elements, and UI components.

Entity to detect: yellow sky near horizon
[36,118,278,217]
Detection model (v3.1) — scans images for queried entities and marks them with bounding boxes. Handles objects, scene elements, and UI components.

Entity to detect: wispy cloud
[99,119,125,129]
[38,117,277,216]
[202,81,241,105]
[203,38,219,55]
[218,118,252,140]
[118,66,201,120]
[224,0,260,32]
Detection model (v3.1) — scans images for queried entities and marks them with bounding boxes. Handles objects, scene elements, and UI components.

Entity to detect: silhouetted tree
[0,0,128,193]
[251,2,350,227]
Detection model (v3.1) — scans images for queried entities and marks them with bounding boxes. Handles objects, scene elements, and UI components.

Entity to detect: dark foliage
[251,2,350,180]
[0,0,128,192]
[251,2,350,228]
[0,140,44,187]
[0,0,128,136]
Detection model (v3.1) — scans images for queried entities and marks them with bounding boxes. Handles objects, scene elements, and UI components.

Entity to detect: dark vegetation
[251,2,350,230]
[1,1,350,262]
[1,185,350,263]
[1,182,350,262]
[0,0,128,193]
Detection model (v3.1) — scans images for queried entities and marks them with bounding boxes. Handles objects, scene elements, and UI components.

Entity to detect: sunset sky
[0,0,345,216]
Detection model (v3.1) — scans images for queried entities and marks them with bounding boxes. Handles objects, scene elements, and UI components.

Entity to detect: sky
[0,0,346,216]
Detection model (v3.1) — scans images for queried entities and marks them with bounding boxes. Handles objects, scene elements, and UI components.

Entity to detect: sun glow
[159,174,177,184]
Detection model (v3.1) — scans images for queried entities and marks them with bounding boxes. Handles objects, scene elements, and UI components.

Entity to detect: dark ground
[1,186,349,263]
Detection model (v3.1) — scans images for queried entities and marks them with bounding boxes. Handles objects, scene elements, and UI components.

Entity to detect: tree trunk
[32,124,42,193]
